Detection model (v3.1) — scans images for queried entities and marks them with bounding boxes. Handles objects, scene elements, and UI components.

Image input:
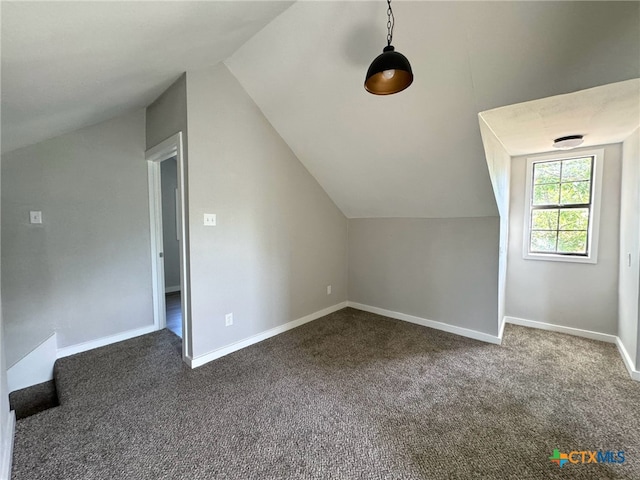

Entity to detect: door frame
[145,132,191,359]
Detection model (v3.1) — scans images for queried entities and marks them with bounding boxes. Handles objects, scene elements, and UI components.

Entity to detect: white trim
[0,411,15,480]
[498,316,507,342]
[7,325,157,391]
[187,302,348,368]
[504,316,617,343]
[145,133,181,162]
[165,285,181,294]
[175,187,180,242]
[56,324,156,359]
[504,316,639,382]
[145,132,191,360]
[7,333,57,392]
[616,338,640,381]
[347,302,502,345]
[522,148,604,264]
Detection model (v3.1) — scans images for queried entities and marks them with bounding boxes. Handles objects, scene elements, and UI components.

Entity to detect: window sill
[523,252,597,264]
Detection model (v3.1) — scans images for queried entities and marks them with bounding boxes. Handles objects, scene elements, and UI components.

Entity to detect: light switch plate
[204,214,216,226]
[29,211,42,224]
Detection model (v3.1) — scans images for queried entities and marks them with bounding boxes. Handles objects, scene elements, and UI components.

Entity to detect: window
[523,149,603,263]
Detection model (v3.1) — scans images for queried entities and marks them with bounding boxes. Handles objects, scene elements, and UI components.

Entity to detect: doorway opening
[160,157,182,337]
[146,132,191,360]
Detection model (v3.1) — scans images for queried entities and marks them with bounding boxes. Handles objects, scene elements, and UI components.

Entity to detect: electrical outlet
[225,313,233,326]
[29,211,42,224]
[327,285,332,295]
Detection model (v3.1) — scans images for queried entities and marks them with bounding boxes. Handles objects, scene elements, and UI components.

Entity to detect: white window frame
[523,148,604,264]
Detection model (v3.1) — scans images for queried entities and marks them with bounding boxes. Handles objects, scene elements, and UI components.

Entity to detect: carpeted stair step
[9,380,60,420]
[53,329,184,408]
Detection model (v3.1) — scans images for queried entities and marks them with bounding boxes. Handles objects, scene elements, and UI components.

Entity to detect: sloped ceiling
[2,2,639,219]
[1,1,293,154]
[480,79,640,157]
[226,1,639,218]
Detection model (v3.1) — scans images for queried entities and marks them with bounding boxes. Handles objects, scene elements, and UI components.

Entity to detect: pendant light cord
[386,0,394,46]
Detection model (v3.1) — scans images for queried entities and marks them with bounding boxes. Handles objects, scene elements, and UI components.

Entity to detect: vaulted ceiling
[2,1,639,218]
[1,1,293,154]
[226,1,639,217]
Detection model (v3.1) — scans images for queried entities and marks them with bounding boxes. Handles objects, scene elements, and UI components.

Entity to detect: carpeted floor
[11,308,640,479]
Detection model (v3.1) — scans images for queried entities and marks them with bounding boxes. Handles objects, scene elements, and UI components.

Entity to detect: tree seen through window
[529,156,593,255]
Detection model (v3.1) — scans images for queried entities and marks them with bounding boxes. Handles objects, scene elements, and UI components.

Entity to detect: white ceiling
[3,1,639,218]
[1,1,293,154]
[226,1,639,218]
[480,79,640,157]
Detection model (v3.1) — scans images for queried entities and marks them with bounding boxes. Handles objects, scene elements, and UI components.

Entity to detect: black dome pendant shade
[365,45,413,95]
[365,0,413,95]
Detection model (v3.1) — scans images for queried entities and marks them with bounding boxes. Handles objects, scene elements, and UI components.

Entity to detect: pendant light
[365,0,413,95]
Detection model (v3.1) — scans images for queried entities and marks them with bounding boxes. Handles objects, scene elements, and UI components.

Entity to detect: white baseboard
[165,286,181,294]
[504,316,639,382]
[615,338,640,381]
[0,410,15,480]
[347,302,502,345]
[57,324,157,359]
[7,325,159,392]
[504,316,617,344]
[187,302,348,368]
[498,317,507,343]
[7,333,57,393]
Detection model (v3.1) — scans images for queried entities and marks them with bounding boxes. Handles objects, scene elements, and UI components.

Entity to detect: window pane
[558,231,587,254]
[560,181,590,205]
[531,209,558,230]
[533,183,560,206]
[533,161,561,184]
[561,157,592,182]
[530,231,557,252]
[558,208,589,231]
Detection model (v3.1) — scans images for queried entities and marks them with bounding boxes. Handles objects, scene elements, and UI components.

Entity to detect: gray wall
[161,158,180,290]
[185,63,348,359]
[619,129,639,366]
[146,74,188,150]
[506,144,622,334]
[1,109,153,366]
[348,217,500,336]
[479,118,511,333]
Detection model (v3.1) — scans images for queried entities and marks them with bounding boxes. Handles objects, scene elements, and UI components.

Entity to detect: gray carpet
[11,308,640,479]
